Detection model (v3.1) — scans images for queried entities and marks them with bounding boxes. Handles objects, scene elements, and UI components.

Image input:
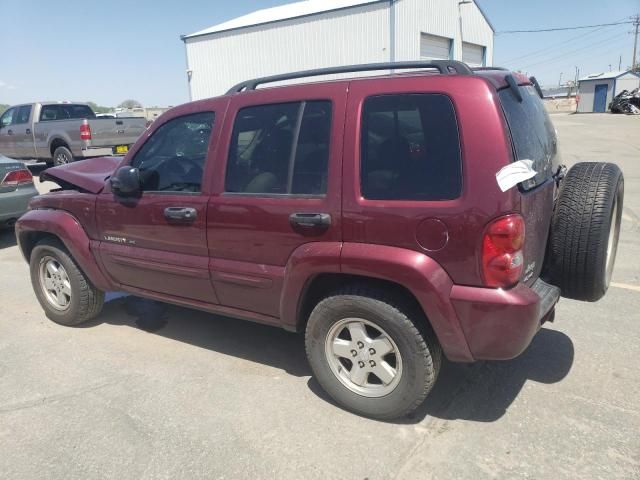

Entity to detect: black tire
[305,284,441,420]
[549,162,624,302]
[29,239,104,326]
[52,146,73,166]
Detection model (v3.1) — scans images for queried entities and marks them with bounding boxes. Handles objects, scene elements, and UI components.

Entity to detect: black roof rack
[226,60,474,94]
[472,66,510,71]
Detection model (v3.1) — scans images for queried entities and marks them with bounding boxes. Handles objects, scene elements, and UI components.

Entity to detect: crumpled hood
[41,156,122,193]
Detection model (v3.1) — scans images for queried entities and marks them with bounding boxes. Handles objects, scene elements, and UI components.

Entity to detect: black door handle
[164,207,197,221]
[26,128,31,134]
[7,129,13,135]
[289,212,331,228]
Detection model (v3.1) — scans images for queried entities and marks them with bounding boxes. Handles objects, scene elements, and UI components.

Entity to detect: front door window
[131,112,215,193]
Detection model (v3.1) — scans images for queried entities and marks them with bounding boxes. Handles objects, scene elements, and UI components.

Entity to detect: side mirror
[110,166,140,196]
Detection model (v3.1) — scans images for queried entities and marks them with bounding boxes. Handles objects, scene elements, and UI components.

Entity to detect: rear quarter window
[360,94,462,201]
[499,85,558,190]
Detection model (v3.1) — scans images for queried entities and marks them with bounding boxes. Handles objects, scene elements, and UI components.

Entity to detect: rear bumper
[78,147,117,158]
[451,278,560,361]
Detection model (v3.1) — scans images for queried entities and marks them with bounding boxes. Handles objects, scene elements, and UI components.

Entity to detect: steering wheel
[156,155,203,192]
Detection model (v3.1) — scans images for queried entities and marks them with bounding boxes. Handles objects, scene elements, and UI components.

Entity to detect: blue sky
[1,0,638,107]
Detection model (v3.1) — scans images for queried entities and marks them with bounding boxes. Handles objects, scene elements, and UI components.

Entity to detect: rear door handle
[26,128,31,134]
[164,207,197,221]
[7,129,13,135]
[289,212,331,228]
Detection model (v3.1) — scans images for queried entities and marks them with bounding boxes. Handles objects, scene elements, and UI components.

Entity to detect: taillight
[1,169,33,187]
[481,214,525,288]
[80,122,92,140]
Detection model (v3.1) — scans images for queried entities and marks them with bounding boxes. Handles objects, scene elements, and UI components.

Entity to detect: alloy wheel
[324,318,403,398]
[38,256,72,310]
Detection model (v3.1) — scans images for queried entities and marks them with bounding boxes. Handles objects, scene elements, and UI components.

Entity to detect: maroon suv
[16,61,623,419]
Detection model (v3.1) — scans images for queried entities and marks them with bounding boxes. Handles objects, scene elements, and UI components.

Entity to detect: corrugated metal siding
[185,3,389,99]
[393,0,493,65]
[184,0,494,100]
[615,74,640,95]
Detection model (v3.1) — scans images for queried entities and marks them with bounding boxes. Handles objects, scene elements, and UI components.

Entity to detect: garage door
[462,42,485,67]
[420,33,451,60]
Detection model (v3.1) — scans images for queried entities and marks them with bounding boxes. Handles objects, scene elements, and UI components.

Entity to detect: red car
[16,61,623,419]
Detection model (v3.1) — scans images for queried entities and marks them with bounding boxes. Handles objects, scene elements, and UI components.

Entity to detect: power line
[525,36,631,75]
[500,22,623,65]
[498,20,632,34]
[516,31,629,71]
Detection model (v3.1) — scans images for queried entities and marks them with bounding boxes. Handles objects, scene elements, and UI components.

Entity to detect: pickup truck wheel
[53,146,73,166]
[30,239,104,326]
[305,285,441,420]
[549,162,624,301]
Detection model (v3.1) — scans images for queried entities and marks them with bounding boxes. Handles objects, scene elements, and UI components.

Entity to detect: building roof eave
[182,0,388,41]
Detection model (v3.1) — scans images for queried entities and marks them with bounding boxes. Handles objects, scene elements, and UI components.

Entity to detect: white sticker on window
[496,160,537,192]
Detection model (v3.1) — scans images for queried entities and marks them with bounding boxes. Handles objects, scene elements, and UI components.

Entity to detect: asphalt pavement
[0,113,638,479]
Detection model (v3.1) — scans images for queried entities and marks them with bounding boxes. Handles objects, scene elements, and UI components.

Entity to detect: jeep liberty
[16,61,624,419]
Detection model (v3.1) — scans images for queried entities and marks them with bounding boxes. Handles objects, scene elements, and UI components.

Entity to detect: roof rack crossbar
[226,60,474,94]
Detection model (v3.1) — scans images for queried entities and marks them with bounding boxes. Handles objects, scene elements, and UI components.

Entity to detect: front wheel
[29,239,104,326]
[305,285,441,420]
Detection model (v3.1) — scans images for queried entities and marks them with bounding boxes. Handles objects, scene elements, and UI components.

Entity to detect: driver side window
[131,111,215,193]
[1,108,15,127]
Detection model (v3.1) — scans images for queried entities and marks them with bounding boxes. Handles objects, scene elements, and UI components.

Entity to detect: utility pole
[619,55,622,71]
[559,72,563,86]
[633,14,640,71]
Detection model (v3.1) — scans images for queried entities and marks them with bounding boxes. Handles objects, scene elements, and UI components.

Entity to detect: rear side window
[225,101,332,195]
[360,94,461,201]
[40,105,60,121]
[499,85,557,190]
[15,105,32,124]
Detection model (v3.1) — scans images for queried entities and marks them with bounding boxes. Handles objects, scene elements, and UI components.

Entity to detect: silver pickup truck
[0,102,146,166]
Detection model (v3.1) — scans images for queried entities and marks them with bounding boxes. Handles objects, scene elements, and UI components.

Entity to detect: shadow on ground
[413,327,574,423]
[93,294,310,378]
[93,294,573,423]
[0,229,17,249]
[308,327,574,424]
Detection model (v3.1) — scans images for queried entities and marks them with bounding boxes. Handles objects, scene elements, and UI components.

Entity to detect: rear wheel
[52,146,73,166]
[305,285,441,420]
[30,239,104,326]
[548,162,624,301]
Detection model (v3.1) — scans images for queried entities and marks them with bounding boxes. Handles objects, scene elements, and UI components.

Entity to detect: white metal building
[182,0,494,100]
[577,70,640,113]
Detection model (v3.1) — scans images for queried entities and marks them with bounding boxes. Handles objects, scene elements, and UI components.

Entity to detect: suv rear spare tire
[305,285,441,420]
[549,162,623,302]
